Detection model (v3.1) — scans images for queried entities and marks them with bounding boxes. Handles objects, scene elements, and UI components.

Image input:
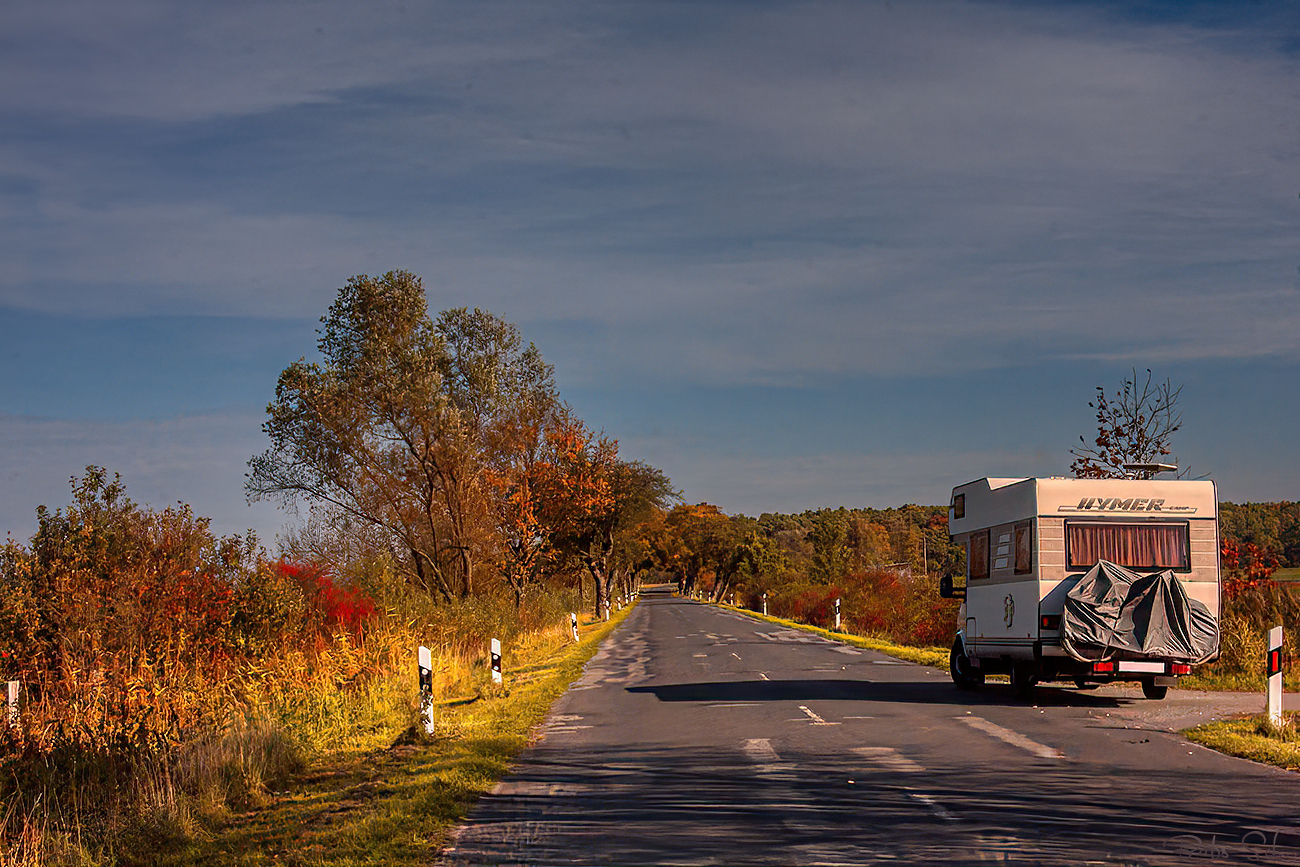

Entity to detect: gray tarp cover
[1061,560,1218,664]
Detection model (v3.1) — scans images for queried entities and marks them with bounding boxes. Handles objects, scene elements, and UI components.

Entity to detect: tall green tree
[808,511,850,583]
[247,271,557,601]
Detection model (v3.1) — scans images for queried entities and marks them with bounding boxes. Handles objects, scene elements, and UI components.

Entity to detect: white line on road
[957,716,1064,759]
[905,789,958,822]
[799,705,841,726]
[850,746,924,773]
[742,738,797,776]
[731,652,741,659]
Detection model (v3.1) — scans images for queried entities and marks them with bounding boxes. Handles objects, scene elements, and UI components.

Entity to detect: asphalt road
[440,588,1300,866]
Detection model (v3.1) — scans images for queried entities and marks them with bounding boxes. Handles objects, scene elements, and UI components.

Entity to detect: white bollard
[490,638,503,685]
[833,598,841,631]
[5,681,18,730]
[604,599,610,621]
[762,592,768,616]
[570,612,580,642]
[417,646,435,735]
[1268,625,1283,726]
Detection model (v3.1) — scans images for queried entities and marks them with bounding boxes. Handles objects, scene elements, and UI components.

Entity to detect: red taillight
[1092,661,1115,673]
[1171,663,1191,675]
[1040,614,1061,630]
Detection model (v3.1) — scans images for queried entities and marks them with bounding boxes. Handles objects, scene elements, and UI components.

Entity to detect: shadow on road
[626,678,1131,709]
[440,741,1300,866]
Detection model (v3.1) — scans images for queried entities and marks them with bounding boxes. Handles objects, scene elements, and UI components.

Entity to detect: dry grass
[0,587,597,867]
[160,606,631,867]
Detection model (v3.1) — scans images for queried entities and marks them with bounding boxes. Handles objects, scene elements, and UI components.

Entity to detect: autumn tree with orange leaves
[531,415,676,616]
[248,271,593,602]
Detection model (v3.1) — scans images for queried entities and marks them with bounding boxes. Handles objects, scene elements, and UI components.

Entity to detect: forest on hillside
[1219,501,1300,569]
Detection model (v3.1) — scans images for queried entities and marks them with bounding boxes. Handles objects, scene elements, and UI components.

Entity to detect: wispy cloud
[0,411,288,544]
[1,1,1297,529]
[2,1,1295,382]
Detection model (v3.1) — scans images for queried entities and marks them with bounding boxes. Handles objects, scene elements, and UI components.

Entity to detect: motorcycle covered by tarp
[1061,560,1218,664]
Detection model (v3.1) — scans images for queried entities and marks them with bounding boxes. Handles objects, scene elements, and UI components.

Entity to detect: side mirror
[939,574,966,599]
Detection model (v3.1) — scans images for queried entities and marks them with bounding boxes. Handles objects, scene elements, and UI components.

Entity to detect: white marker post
[1268,625,1283,726]
[417,646,435,735]
[833,598,842,631]
[490,638,503,686]
[570,612,580,642]
[604,599,610,621]
[5,681,18,730]
[762,592,768,616]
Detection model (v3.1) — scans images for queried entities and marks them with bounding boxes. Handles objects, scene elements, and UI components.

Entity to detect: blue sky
[2,0,1298,547]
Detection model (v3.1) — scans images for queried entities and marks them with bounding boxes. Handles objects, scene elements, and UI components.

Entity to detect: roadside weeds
[1183,713,1300,772]
[160,606,634,867]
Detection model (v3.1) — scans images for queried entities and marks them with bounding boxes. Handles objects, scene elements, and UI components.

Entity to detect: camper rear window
[1065,522,1190,571]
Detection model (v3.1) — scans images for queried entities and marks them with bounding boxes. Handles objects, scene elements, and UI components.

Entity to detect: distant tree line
[625,503,963,647]
[1220,501,1300,571]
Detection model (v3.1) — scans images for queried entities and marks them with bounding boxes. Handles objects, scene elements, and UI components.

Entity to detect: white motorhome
[942,476,1220,699]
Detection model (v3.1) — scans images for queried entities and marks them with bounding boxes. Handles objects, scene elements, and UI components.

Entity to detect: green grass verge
[163,607,635,867]
[1184,713,1300,772]
[1273,566,1300,582]
[717,603,949,668]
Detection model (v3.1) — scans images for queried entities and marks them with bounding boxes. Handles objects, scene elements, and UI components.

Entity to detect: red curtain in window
[1066,523,1188,570]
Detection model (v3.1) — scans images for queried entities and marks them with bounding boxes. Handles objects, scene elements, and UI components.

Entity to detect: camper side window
[1014,521,1032,575]
[1065,522,1190,571]
[969,531,990,581]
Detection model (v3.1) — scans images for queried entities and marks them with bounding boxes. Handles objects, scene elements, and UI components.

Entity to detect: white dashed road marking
[850,746,924,773]
[906,790,958,822]
[742,738,797,776]
[799,705,840,726]
[957,716,1064,760]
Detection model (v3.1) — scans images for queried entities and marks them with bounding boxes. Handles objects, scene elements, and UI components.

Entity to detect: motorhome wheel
[1009,661,1038,697]
[1140,679,1168,700]
[950,639,984,689]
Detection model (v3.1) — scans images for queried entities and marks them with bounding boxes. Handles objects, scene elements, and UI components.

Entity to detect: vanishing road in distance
[441,587,1299,866]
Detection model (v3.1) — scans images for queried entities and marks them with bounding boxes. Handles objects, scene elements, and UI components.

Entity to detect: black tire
[1009,661,1038,697]
[1141,679,1168,700]
[950,639,985,689]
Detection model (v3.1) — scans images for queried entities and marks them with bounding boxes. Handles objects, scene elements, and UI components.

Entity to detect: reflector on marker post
[490,638,502,685]
[5,680,18,730]
[418,645,435,735]
[1268,625,1283,726]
